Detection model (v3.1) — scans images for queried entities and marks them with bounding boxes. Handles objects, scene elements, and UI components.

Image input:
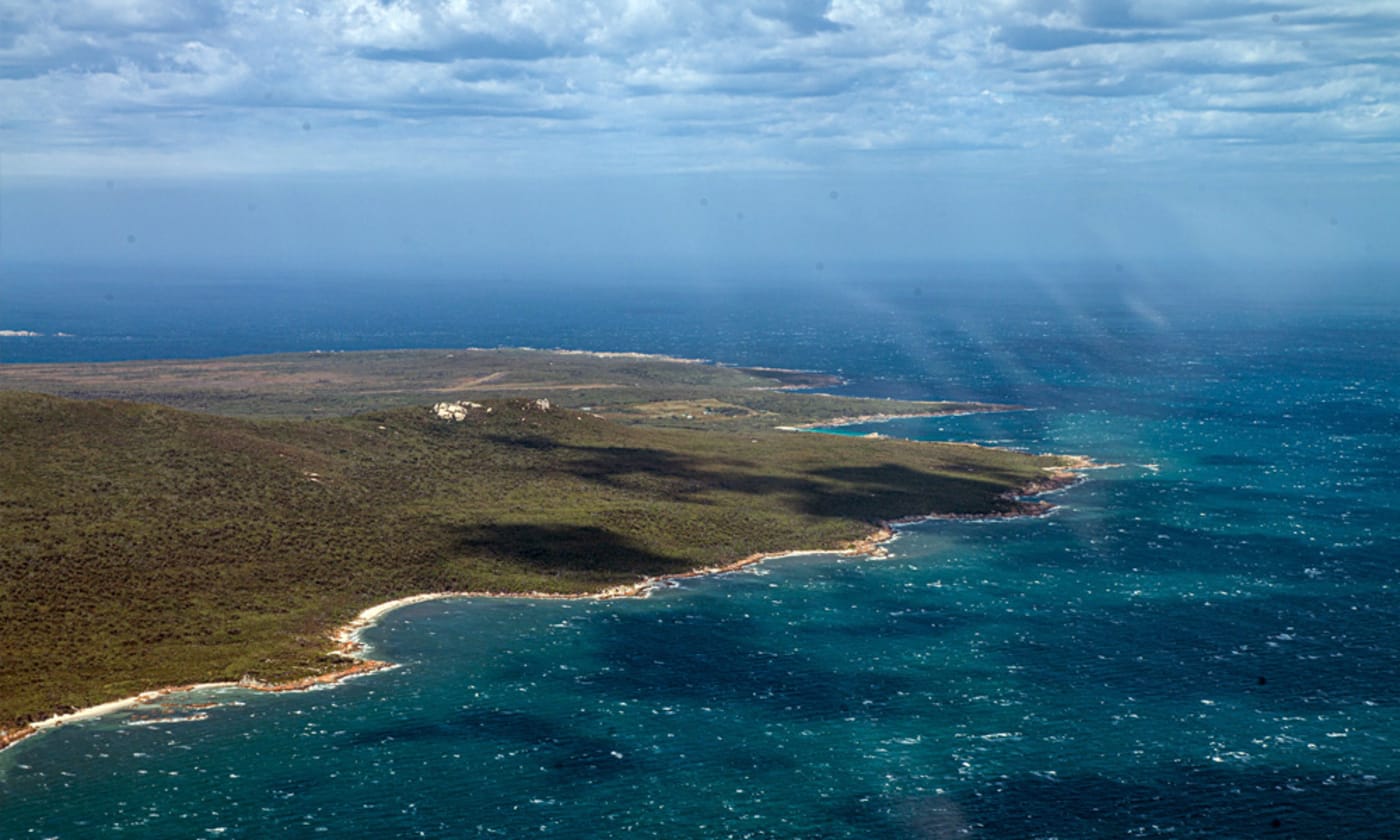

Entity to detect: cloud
[996,24,1200,51]
[751,0,847,35]
[0,0,1395,177]
[357,36,563,64]
[55,0,227,33]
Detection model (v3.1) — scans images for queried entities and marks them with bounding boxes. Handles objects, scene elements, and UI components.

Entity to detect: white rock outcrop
[433,401,483,421]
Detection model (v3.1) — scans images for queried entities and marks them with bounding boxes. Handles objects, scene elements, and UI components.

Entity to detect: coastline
[331,525,902,654]
[490,346,714,366]
[777,404,1022,431]
[0,531,895,756]
[0,663,399,755]
[0,449,1094,757]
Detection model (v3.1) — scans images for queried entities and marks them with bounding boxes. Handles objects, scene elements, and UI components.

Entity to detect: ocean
[2,262,1398,837]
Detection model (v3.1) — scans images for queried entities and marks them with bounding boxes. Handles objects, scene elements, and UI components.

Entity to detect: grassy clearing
[0,348,1001,429]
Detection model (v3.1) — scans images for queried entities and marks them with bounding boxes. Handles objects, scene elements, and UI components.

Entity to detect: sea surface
[2,263,1398,837]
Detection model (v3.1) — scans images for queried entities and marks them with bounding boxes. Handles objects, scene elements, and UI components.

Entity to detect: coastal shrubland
[0,351,1070,735]
[0,347,997,427]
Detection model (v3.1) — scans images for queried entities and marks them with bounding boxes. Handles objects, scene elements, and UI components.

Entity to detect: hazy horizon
[3,1,1397,275]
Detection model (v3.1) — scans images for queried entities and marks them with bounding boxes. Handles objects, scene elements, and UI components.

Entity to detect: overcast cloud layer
[3,0,1398,178]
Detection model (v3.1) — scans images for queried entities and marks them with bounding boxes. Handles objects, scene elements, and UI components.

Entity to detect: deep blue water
[2,264,1398,837]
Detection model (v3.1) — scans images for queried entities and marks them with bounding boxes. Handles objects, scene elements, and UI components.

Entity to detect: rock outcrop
[433,401,485,421]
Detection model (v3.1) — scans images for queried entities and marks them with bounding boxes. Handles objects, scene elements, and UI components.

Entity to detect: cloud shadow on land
[485,432,1032,519]
[588,450,1039,519]
[482,435,752,500]
[454,523,695,577]
[803,463,1031,518]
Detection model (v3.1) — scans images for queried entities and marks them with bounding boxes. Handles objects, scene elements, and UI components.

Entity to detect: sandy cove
[0,661,398,754]
[0,533,892,755]
[332,525,901,653]
[0,457,1095,755]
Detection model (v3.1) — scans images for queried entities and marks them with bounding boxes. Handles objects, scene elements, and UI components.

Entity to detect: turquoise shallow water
[2,279,1398,837]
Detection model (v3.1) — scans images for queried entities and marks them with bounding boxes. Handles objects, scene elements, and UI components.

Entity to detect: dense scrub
[0,390,1064,730]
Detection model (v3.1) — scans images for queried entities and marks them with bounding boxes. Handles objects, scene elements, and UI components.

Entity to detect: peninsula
[0,349,1080,746]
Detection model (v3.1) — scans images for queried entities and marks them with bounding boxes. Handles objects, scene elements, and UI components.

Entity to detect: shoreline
[0,662,400,755]
[0,532,896,756]
[331,524,903,654]
[0,448,1095,756]
[776,404,1023,431]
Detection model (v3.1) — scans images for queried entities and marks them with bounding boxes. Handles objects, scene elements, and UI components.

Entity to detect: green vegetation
[0,350,1067,733]
[0,348,1004,428]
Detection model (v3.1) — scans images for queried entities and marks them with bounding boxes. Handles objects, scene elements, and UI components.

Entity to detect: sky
[2,0,1398,268]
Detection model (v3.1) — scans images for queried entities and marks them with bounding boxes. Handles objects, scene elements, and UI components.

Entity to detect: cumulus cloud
[0,0,1395,176]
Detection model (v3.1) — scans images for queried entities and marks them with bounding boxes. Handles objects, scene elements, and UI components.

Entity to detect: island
[0,348,1084,749]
